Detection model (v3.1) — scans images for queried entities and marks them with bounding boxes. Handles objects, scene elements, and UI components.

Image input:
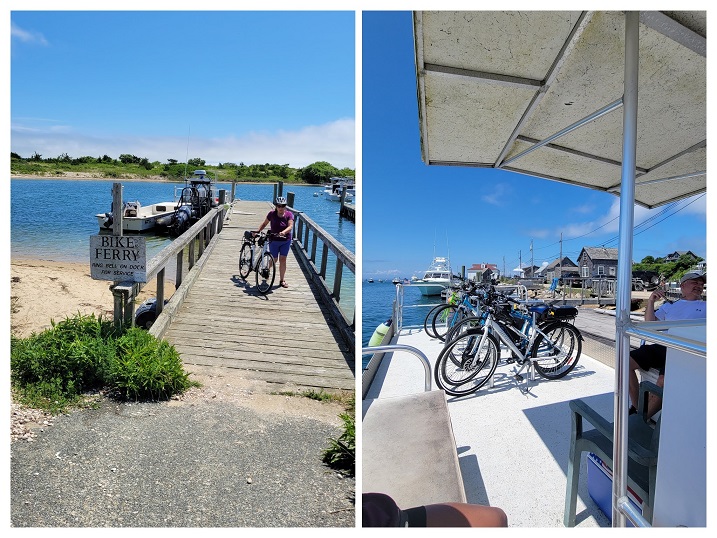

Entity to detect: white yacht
[411,256,452,296]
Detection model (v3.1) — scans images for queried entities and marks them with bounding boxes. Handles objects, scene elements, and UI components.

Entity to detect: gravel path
[10,368,355,527]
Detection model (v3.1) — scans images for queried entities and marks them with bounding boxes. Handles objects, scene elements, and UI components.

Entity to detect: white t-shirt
[655,299,706,321]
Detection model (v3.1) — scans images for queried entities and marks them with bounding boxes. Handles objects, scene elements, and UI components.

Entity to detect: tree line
[11,152,354,185]
[632,252,704,283]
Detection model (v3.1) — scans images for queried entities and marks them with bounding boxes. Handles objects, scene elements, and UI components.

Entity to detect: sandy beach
[10,258,174,338]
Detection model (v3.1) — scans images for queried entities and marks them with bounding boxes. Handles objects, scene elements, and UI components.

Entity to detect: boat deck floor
[364,325,617,527]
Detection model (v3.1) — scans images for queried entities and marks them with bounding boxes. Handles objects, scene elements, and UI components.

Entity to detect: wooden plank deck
[163,200,355,393]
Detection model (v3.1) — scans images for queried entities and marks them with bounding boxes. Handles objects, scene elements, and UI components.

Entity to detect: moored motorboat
[158,170,219,236]
[96,200,178,233]
[411,256,452,296]
[323,177,355,202]
[95,170,218,235]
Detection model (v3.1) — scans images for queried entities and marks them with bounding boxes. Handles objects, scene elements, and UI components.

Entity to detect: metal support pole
[613,11,640,528]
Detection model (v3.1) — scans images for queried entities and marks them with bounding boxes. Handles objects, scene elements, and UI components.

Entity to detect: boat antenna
[446,230,452,274]
[183,126,191,182]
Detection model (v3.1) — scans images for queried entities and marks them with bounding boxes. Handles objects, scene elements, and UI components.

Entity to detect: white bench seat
[362,390,466,509]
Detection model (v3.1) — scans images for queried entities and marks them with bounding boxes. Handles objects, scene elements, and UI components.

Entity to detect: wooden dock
[163,200,355,393]
[339,202,355,222]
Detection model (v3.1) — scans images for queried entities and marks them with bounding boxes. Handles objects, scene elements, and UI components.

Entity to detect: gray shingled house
[578,247,619,286]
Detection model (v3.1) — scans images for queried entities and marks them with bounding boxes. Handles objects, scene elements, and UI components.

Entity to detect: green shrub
[10,313,197,411]
[10,314,118,403]
[108,328,198,401]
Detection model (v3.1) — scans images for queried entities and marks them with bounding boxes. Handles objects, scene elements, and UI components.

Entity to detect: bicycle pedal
[514,374,524,381]
[505,358,515,364]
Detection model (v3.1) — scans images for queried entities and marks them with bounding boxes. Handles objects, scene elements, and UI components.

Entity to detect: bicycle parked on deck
[238,231,277,294]
[434,292,582,397]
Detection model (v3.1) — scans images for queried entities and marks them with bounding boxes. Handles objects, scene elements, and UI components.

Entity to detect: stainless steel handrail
[362,345,432,392]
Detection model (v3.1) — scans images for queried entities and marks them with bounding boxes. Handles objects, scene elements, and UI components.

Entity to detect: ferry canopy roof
[413,11,706,209]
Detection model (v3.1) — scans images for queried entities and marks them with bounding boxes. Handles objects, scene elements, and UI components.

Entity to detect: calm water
[361,280,444,367]
[11,178,355,316]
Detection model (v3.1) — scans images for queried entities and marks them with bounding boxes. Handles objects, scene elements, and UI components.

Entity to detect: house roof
[580,247,619,261]
[545,257,578,270]
[413,11,706,209]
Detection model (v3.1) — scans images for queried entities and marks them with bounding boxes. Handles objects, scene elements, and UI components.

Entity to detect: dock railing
[111,205,227,337]
[291,209,355,350]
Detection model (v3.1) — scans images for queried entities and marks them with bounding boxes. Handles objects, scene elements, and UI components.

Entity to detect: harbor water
[11,178,355,317]
[361,280,445,367]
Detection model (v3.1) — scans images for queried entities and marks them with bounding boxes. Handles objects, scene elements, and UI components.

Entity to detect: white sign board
[90,235,147,282]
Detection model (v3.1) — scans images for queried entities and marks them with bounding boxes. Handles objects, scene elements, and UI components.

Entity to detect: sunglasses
[276,204,287,208]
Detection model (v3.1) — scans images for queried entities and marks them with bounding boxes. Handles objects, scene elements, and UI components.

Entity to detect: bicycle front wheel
[444,315,484,345]
[531,321,582,379]
[255,252,276,294]
[434,329,499,397]
[239,243,253,279]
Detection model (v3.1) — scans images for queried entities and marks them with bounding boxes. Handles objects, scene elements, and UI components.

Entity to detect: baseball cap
[679,271,706,285]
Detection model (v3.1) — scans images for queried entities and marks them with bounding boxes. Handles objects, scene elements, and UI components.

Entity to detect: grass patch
[273,388,351,404]
[322,395,355,476]
[10,313,198,413]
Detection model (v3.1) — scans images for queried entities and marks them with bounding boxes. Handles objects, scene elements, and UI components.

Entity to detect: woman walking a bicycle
[256,196,294,288]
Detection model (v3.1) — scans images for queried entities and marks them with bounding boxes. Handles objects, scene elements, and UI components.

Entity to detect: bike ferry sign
[90,235,147,282]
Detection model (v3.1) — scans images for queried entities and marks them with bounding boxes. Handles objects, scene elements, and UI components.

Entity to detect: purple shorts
[269,237,291,258]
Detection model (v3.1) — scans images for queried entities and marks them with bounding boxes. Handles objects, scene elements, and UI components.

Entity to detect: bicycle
[434,295,582,397]
[443,290,578,344]
[238,231,277,294]
[423,280,483,340]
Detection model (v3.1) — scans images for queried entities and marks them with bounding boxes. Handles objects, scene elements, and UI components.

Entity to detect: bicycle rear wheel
[255,252,276,294]
[531,321,582,379]
[431,304,462,342]
[239,243,253,279]
[423,303,448,338]
[434,329,499,397]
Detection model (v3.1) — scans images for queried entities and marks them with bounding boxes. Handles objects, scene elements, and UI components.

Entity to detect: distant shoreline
[10,173,315,186]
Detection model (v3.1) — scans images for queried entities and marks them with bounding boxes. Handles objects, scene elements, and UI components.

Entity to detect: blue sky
[362,11,707,279]
[9,10,355,169]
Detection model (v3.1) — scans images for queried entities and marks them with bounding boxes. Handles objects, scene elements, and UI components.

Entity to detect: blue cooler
[586,453,642,526]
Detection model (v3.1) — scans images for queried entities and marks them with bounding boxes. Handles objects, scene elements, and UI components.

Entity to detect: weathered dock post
[273,181,285,202]
[110,183,129,329]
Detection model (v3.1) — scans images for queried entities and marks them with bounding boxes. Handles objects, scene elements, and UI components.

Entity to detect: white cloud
[10,118,355,169]
[480,183,512,206]
[11,23,48,46]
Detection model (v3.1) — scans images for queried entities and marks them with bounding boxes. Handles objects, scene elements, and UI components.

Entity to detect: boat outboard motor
[168,205,192,236]
[154,211,177,229]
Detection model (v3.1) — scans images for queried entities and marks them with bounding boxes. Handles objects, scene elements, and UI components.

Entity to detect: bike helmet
[275,196,287,206]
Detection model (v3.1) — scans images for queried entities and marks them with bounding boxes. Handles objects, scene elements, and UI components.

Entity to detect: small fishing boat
[95,170,218,235]
[96,200,178,233]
